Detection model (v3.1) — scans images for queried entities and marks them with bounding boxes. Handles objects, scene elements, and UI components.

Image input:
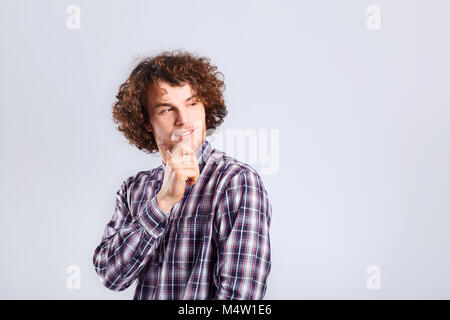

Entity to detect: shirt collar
[161,139,213,174]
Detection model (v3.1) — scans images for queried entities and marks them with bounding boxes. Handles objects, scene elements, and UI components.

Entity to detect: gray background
[1,0,449,299]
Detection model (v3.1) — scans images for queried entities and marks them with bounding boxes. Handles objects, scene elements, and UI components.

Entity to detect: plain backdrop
[1,0,449,299]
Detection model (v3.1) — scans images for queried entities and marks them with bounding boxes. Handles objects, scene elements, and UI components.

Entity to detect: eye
[189,102,197,106]
[160,108,174,114]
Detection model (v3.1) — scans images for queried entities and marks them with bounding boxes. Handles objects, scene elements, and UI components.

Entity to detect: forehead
[147,81,194,103]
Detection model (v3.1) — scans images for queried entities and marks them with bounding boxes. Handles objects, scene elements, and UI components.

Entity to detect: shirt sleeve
[92,179,169,292]
[213,169,272,299]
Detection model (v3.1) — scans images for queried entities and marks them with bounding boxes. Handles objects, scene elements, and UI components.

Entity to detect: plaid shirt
[93,139,272,299]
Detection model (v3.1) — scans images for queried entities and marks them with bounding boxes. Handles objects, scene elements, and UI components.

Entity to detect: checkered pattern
[93,139,272,299]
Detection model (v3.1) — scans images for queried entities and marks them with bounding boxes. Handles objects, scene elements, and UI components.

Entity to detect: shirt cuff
[137,195,169,238]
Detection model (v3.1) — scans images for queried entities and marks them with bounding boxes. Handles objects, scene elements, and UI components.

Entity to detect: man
[93,50,272,299]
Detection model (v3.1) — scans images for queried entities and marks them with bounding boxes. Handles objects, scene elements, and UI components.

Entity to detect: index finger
[170,142,195,159]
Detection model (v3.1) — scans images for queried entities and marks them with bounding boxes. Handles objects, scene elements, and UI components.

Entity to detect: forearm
[93,195,169,291]
[214,233,271,300]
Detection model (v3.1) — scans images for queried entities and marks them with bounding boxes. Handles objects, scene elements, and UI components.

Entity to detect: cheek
[196,105,206,124]
[151,123,172,141]
[194,111,206,132]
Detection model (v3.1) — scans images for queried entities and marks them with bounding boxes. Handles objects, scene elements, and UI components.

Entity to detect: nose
[175,106,189,126]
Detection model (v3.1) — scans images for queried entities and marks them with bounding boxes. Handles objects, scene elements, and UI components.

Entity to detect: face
[144,81,206,163]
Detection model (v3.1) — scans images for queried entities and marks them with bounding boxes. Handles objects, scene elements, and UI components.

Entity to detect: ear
[144,122,153,133]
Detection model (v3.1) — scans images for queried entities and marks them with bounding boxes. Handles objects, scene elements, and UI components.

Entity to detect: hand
[156,142,200,213]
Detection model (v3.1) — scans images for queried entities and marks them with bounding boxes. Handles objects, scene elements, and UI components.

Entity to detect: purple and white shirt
[93,139,272,299]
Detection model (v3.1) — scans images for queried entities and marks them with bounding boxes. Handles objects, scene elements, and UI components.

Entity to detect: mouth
[175,129,195,140]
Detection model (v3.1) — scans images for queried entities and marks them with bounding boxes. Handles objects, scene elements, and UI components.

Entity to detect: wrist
[156,192,176,214]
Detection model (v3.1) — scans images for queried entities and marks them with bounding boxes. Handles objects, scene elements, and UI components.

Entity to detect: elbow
[102,277,133,292]
[92,250,133,292]
[94,267,133,292]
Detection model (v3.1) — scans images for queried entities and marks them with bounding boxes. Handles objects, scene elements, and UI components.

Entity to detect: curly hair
[112,50,228,154]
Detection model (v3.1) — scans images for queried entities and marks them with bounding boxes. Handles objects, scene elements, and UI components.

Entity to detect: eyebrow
[154,95,197,109]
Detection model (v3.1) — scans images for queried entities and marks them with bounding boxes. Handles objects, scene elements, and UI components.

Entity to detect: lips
[173,128,195,141]
[174,128,195,137]
[177,129,194,136]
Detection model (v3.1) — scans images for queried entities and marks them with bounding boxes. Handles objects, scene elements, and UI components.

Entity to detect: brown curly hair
[112,50,228,154]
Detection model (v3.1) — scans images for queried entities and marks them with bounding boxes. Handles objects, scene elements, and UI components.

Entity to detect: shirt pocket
[166,214,211,271]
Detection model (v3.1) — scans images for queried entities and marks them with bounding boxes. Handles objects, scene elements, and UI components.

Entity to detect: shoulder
[117,166,163,193]
[207,147,266,190]
[210,149,272,223]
